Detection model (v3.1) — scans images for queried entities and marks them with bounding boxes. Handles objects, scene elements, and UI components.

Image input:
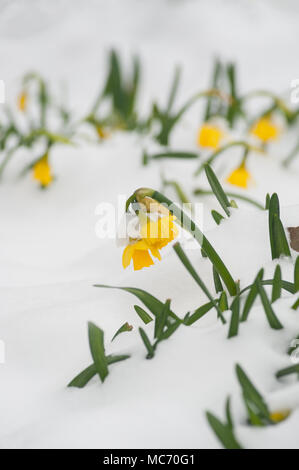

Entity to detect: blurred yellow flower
[226,162,251,189]
[197,123,223,149]
[251,117,279,142]
[96,125,109,139]
[33,155,53,188]
[122,215,178,270]
[18,91,27,112]
[270,410,290,423]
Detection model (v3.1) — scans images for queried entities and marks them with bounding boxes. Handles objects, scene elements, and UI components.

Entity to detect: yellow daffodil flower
[251,117,279,142]
[270,409,290,423]
[33,155,53,188]
[122,214,178,270]
[226,162,251,189]
[197,123,224,150]
[18,91,27,112]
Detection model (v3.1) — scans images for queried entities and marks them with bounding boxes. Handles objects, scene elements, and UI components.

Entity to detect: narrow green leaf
[228,296,240,338]
[257,281,283,329]
[111,322,133,342]
[68,355,130,389]
[134,305,153,324]
[236,364,270,421]
[88,322,108,383]
[211,210,224,225]
[268,194,291,259]
[219,291,228,312]
[139,327,155,359]
[205,165,231,216]
[206,411,242,449]
[68,364,97,388]
[94,284,179,321]
[154,299,171,340]
[276,364,299,379]
[225,396,233,430]
[184,301,214,325]
[158,320,180,340]
[292,297,299,310]
[241,269,264,322]
[213,266,223,293]
[151,190,237,296]
[265,193,270,210]
[173,242,224,322]
[271,265,282,303]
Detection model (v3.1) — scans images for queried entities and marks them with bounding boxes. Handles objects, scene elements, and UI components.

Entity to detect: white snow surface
[1,0,299,449]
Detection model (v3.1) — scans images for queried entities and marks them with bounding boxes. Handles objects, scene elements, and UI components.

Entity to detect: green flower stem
[282,139,299,167]
[193,188,264,210]
[194,141,261,176]
[134,188,237,296]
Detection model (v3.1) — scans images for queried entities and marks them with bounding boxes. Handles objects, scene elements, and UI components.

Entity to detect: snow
[1,0,299,449]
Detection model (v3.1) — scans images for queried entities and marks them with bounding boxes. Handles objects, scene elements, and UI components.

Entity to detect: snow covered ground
[1,0,299,449]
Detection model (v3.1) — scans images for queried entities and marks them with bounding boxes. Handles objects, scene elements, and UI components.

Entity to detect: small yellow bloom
[122,215,178,270]
[251,117,279,142]
[18,91,27,112]
[96,125,109,140]
[33,155,53,188]
[226,162,251,189]
[197,123,223,150]
[270,410,291,423]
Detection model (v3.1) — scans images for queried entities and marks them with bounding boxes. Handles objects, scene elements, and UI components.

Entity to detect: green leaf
[139,327,155,359]
[67,355,130,389]
[236,364,270,422]
[154,299,171,340]
[213,266,223,293]
[257,280,283,329]
[94,284,179,321]
[276,364,299,379]
[228,296,240,338]
[211,210,224,225]
[134,305,153,324]
[271,265,282,303]
[206,411,242,449]
[111,322,133,342]
[265,193,270,210]
[151,190,237,296]
[225,396,233,429]
[68,364,97,388]
[158,320,180,340]
[173,242,224,322]
[184,301,214,326]
[241,269,264,322]
[219,291,228,312]
[292,297,299,310]
[205,165,231,216]
[88,322,108,383]
[294,256,299,292]
[268,194,291,259]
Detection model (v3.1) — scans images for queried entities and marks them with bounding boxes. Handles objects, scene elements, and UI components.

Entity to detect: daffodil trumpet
[226,154,252,189]
[126,188,237,296]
